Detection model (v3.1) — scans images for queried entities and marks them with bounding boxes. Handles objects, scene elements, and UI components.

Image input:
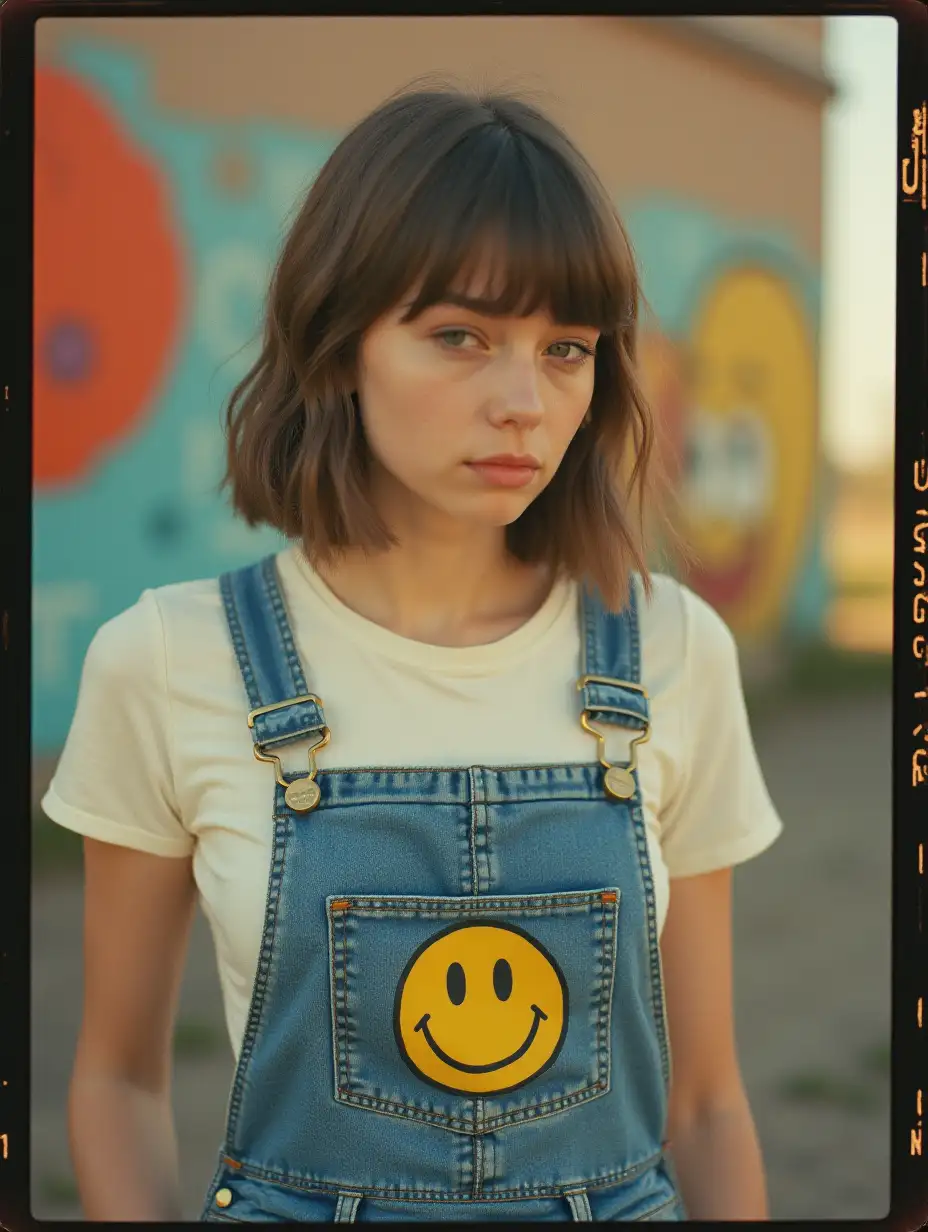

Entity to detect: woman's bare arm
[69,837,198,1221]
[661,867,769,1219]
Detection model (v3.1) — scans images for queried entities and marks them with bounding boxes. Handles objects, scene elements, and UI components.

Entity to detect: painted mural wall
[628,204,827,645]
[33,42,827,752]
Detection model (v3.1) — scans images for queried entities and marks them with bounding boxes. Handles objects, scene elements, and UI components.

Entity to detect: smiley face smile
[414,1003,548,1073]
[394,920,568,1095]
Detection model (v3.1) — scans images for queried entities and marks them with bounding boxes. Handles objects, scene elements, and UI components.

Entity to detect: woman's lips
[465,461,539,488]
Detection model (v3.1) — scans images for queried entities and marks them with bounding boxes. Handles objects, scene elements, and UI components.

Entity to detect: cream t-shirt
[42,547,782,1061]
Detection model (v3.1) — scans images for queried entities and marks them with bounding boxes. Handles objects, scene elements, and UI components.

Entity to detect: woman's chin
[457,491,537,525]
[409,494,533,534]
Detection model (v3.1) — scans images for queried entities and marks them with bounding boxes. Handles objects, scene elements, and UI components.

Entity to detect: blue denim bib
[201,556,684,1222]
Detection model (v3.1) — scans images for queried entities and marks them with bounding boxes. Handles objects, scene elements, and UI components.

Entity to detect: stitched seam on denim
[225,813,290,1141]
[279,792,603,811]
[616,585,669,1088]
[327,904,339,1096]
[260,554,310,697]
[242,561,277,705]
[328,906,346,1094]
[596,893,606,1083]
[477,771,492,894]
[590,576,670,1094]
[333,892,603,913]
[641,580,669,1093]
[481,1075,605,1128]
[468,767,479,896]
[340,909,352,1088]
[458,800,472,896]
[630,790,671,1091]
[602,894,619,1096]
[472,1131,483,1199]
[333,1078,608,1131]
[478,1150,663,1198]
[220,1150,662,1201]
[220,570,262,712]
[633,1194,679,1221]
[228,813,290,1123]
[595,893,612,1089]
[333,1090,475,1132]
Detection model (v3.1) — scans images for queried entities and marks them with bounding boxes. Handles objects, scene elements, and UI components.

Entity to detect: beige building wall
[38,15,826,260]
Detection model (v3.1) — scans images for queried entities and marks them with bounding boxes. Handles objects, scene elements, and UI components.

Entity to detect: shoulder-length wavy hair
[222,82,675,611]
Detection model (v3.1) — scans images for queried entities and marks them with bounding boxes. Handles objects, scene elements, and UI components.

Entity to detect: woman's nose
[485,364,545,428]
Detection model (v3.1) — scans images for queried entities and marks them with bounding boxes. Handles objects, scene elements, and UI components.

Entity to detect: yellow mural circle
[680,266,818,640]
[394,921,568,1095]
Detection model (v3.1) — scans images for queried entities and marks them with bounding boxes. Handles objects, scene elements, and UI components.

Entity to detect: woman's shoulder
[634,571,738,695]
[86,574,226,678]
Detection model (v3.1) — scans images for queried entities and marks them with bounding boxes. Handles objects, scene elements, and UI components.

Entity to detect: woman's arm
[69,838,198,1221]
[660,866,769,1220]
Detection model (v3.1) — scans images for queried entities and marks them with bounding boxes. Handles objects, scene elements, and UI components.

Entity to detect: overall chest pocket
[326,889,619,1134]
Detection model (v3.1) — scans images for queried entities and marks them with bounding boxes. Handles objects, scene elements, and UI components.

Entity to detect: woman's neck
[311,530,554,648]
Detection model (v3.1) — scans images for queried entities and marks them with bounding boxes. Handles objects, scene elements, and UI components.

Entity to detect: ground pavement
[30,689,891,1221]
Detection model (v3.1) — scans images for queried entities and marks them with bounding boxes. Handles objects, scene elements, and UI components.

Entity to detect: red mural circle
[33,66,185,488]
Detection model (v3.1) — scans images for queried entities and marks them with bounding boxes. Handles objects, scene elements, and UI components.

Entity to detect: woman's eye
[435,329,476,350]
[434,331,594,364]
[547,341,595,365]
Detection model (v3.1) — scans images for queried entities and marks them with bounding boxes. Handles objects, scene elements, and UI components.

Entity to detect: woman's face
[355,278,600,535]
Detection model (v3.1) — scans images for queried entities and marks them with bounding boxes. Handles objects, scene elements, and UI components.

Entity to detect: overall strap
[219,554,328,751]
[577,576,650,800]
[578,575,648,723]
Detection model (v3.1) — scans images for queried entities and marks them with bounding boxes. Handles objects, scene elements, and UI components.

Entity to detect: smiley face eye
[493,958,513,1002]
[447,961,466,1005]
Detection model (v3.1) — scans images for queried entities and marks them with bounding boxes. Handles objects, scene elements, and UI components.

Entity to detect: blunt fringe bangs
[222,83,674,611]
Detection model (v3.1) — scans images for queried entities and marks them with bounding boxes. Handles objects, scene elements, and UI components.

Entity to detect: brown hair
[222,82,676,610]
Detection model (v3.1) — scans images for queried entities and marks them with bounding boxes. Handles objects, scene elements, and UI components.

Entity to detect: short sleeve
[41,589,194,857]
[658,587,783,878]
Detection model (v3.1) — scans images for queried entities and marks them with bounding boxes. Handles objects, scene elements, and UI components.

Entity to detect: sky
[819,15,899,473]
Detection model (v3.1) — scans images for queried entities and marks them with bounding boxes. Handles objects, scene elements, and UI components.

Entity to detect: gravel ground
[30,689,891,1221]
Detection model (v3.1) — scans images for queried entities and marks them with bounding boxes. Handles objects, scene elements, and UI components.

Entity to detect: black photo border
[1,0,926,1226]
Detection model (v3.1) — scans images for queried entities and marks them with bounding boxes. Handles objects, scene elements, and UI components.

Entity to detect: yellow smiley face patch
[393,921,569,1096]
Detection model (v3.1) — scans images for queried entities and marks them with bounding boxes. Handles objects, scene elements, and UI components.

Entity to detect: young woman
[43,84,782,1223]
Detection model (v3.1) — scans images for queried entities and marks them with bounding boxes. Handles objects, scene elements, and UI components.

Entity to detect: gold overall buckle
[577,675,650,801]
[247,694,330,813]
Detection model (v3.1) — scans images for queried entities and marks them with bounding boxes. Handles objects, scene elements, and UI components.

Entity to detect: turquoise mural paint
[34,42,337,750]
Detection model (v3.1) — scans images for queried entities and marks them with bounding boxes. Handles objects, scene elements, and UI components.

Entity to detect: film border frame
[0,0,925,1225]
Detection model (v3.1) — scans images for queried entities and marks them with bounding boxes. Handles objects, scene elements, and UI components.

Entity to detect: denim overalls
[201,555,684,1222]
